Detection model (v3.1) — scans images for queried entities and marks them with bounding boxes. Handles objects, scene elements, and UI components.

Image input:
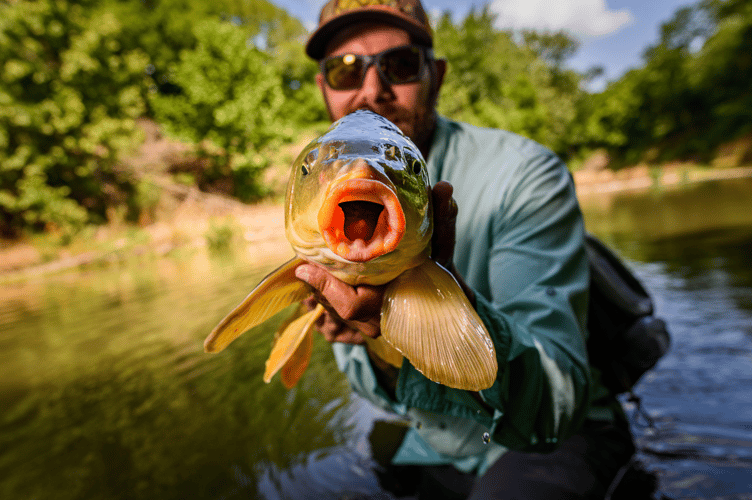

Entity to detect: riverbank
[2,122,751,282]
[574,161,752,197]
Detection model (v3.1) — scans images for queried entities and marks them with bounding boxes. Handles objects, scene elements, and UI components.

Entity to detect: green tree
[689,0,752,144]
[582,0,752,165]
[0,0,147,237]
[104,0,309,99]
[522,30,580,71]
[434,8,585,158]
[273,36,330,131]
[149,19,317,201]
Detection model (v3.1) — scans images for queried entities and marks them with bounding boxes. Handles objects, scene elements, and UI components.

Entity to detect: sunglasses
[321,45,432,91]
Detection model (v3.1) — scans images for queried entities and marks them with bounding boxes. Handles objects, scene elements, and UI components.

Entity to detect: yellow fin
[381,260,498,391]
[204,258,310,353]
[280,331,314,389]
[264,304,325,387]
[364,336,403,368]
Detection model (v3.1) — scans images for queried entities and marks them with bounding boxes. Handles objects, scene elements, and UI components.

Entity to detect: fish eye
[301,150,318,176]
[412,160,422,175]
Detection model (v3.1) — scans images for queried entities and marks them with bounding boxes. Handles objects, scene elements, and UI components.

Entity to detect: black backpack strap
[585,233,671,394]
[585,233,653,317]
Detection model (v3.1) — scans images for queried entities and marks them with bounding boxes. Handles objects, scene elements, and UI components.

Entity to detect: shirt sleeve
[475,149,591,451]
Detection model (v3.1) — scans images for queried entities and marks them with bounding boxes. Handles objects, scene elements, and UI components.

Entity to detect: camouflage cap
[306,0,433,60]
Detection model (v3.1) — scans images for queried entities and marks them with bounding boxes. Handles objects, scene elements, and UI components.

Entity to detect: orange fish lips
[318,179,405,262]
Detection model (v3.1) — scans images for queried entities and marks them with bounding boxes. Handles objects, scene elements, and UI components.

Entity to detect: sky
[270,0,698,91]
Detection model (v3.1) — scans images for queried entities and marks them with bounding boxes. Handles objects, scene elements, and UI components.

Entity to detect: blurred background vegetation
[1,0,750,239]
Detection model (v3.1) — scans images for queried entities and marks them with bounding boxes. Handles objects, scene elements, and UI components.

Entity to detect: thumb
[431,181,458,269]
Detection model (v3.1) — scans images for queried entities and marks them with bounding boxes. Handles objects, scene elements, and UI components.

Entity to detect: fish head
[285,111,432,285]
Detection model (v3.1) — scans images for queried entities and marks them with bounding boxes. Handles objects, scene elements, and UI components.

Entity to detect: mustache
[354,105,407,123]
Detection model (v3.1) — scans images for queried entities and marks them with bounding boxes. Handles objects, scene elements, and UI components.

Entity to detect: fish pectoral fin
[380,260,498,391]
[265,303,325,388]
[204,258,310,353]
[364,336,403,368]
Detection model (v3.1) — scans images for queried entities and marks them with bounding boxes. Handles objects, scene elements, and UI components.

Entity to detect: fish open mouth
[340,200,384,242]
[318,179,405,262]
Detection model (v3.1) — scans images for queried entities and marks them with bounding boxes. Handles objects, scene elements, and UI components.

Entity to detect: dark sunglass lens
[381,47,422,84]
[325,54,363,89]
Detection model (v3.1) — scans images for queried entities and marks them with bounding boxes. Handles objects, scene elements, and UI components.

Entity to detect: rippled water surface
[1,178,751,499]
[581,178,752,499]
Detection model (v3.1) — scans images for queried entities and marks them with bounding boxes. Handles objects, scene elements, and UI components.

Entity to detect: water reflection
[580,177,752,244]
[0,250,355,499]
[1,178,752,499]
[582,178,752,498]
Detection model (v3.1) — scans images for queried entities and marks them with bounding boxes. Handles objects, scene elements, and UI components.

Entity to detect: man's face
[316,24,443,154]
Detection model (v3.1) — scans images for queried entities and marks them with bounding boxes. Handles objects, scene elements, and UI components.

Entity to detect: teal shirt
[333,116,607,474]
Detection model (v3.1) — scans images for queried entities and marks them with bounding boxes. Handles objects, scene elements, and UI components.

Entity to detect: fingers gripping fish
[204,111,498,391]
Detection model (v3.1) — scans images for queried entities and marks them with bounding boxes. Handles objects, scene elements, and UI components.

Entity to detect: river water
[1,177,751,499]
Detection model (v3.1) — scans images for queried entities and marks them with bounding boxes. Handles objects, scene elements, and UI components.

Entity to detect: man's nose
[360,65,392,101]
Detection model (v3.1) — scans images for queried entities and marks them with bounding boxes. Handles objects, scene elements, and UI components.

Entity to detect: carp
[204,110,497,391]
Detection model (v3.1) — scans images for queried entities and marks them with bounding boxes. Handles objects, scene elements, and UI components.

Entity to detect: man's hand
[297,180,470,344]
[431,181,475,306]
[295,265,384,344]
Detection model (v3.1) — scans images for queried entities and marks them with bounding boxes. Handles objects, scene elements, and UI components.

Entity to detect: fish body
[204,111,498,391]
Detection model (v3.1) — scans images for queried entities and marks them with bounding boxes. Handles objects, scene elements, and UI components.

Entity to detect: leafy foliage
[2,0,751,237]
[104,0,309,98]
[434,8,585,158]
[0,0,322,237]
[577,0,752,165]
[149,19,324,201]
[0,0,148,237]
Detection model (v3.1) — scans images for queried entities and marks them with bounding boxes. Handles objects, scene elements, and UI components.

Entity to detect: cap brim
[306,10,433,60]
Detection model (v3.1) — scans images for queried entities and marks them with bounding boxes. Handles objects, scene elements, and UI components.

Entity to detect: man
[296,1,635,498]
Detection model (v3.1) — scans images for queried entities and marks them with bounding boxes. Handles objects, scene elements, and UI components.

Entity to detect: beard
[375,104,436,157]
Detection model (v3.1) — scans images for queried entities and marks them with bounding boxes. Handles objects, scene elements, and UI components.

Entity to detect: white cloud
[489,0,634,38]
